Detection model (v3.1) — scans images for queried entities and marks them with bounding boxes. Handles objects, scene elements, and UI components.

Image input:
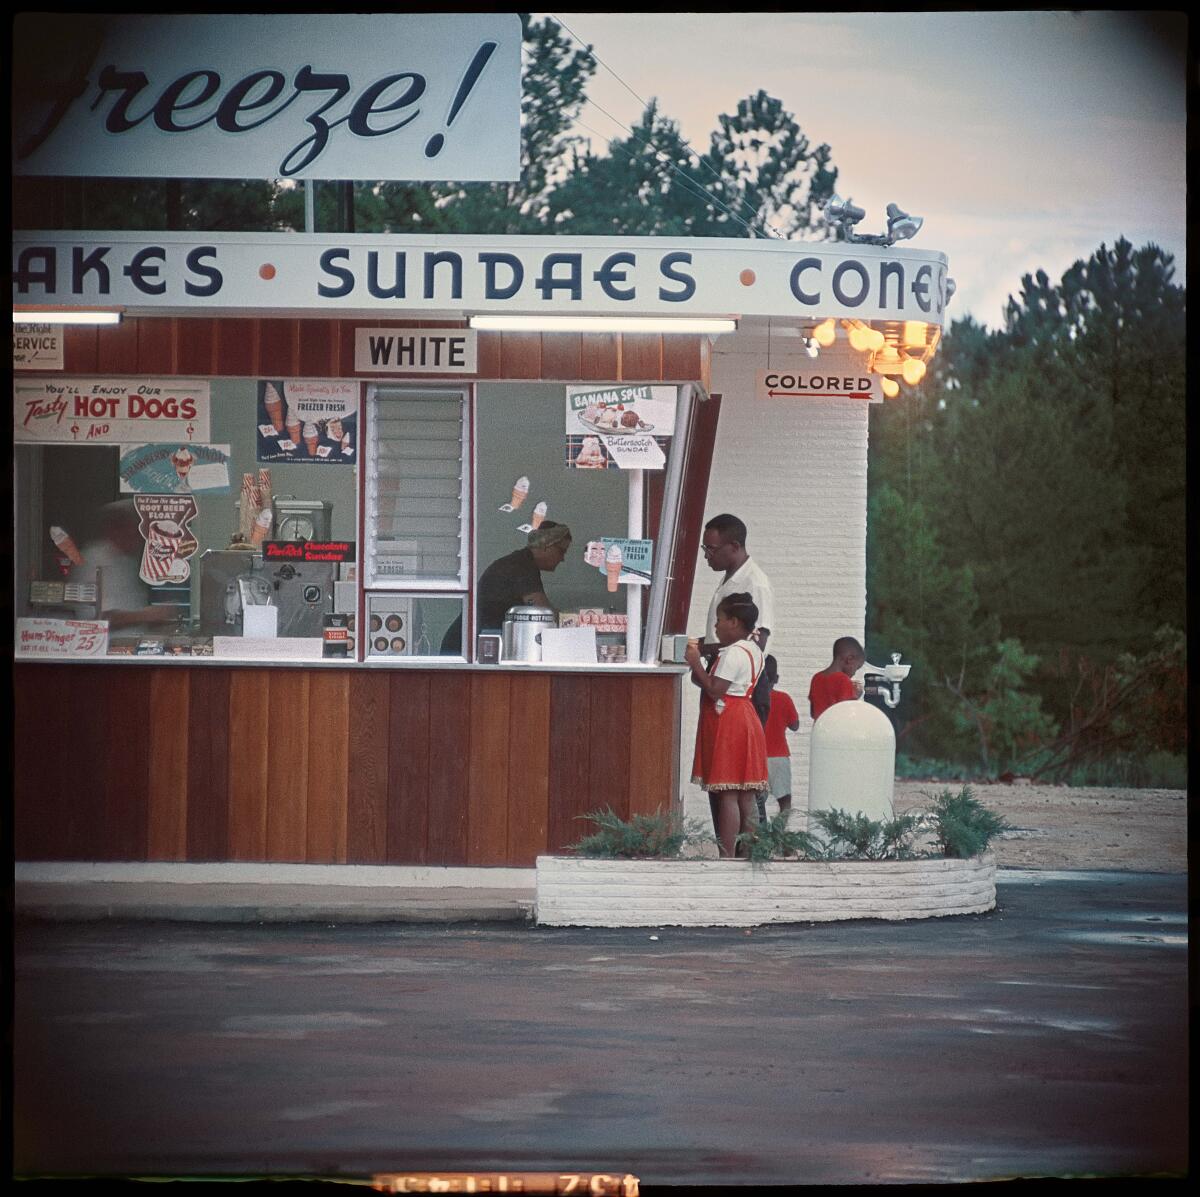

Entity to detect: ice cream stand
[10,14,951,877]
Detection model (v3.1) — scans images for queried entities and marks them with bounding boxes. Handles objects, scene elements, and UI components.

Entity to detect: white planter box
[535,852,996,927]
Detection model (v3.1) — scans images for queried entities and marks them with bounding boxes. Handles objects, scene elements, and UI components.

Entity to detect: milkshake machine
[198,550,334,637]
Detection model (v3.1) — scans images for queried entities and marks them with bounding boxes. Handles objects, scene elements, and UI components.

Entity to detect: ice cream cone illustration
[285,415,301,446]
[250,507,273,546]
[531,501,548,530]
[327,417,343,442]
[605,543,624,592]
[500,476,530,512]
[49,525,83,566]
[263,382,285,433]
[303,421,319,455]
[171,447,195,486]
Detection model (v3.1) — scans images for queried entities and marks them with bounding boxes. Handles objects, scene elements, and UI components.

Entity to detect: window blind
[365,387,468,588]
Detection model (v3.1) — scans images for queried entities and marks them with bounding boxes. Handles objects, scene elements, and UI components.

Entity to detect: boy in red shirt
[809,637,866,720]
[756,655,801,822]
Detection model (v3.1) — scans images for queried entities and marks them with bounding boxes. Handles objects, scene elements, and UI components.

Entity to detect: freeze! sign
[12,13,520,181]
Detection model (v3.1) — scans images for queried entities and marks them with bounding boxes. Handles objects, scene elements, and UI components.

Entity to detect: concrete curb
[14,882,536,925]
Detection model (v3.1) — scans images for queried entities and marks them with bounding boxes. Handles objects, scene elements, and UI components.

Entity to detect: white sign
[16,618,109,658]
[565,384,677,435]
[14,378,211,444]
[12,322,63,369]
[586,538,654,586]
[355,328,477,373]
[755,357,883,403]
[13,13,521,182]
[599,435,666,470]
[12,233,953,325]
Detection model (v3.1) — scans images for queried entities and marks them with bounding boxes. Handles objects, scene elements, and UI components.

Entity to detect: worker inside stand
[441,522,573,654]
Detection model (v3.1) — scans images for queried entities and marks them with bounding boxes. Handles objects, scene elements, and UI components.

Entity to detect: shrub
[807,807,926,861]
[569,807,708,859]
[736,813,825,862]
[924,785,1009,857]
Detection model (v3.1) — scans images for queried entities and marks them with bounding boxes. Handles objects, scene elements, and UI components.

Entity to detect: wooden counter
[13,663,682,868]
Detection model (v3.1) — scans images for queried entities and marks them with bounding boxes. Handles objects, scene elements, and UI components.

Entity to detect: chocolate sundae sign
[565,385,676,471]
[133,494,199,585]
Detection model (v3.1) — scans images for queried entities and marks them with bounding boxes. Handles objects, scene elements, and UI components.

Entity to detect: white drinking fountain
[808,653,911,824]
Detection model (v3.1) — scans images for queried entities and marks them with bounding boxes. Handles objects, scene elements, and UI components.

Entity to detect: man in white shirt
[700,513,776,724]
[701,512,775,650]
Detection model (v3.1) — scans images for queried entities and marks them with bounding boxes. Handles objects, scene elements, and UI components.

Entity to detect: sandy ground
[893,780,1188,873]
[686,780,1189,872]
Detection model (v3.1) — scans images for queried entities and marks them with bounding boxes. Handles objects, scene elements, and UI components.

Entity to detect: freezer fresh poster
[257,379,358,464]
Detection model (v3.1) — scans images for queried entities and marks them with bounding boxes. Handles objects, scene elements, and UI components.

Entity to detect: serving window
[471,381,684,664]
[13,376,359,662]
[14,372,695,668]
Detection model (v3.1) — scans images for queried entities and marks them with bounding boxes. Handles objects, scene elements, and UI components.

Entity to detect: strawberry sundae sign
[14,377,211,444]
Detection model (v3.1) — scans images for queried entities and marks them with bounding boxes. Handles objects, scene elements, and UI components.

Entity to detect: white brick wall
[681,338,869,826]
[536,853,997,927]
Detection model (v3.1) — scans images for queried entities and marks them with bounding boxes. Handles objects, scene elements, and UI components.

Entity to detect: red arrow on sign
[766,390,872,400]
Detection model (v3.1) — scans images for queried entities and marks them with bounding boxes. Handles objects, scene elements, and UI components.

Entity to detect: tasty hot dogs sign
[14,378,211,444]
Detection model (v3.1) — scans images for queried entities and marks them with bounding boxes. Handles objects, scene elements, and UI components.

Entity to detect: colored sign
[12,321,63,369]
[16,618,109,658]
[133,494,199,584]
[13,13,521,181]
[12,233,953,324]
[119,443,231,493]
[257,379,357,464]
[14,377,211,443]
[355,328,477,373]
[755,358,883,403]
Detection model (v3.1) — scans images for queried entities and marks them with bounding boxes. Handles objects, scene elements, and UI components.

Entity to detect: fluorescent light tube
[13,310,123,325]
[469,315,736,334]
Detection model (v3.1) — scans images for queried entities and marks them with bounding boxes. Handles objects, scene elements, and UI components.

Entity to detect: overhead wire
[569,114,767,238]
[553,15,788,240]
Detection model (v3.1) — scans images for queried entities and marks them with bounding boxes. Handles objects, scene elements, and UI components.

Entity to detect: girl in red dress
[686,592,769,858]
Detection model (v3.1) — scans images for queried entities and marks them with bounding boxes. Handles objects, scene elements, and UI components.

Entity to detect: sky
[545,11,1188,328]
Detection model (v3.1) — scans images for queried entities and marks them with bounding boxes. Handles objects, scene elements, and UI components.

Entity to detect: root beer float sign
[12,233,952,325]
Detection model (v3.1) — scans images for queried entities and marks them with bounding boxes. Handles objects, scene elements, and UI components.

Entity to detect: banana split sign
[12,13,520,182]
[12,233,952,325]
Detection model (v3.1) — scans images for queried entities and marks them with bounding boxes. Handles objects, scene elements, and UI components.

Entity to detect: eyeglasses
[701,542,724,556]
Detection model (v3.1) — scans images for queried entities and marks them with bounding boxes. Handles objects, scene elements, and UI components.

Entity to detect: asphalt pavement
[12,868,1188,1186]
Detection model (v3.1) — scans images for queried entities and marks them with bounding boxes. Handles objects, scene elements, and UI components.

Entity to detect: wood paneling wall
[51,317,710,387]
[13,664,681,867]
